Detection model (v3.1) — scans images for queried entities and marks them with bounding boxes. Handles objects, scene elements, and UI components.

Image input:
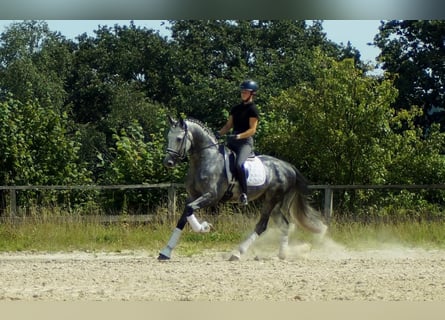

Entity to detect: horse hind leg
[271,209,290,260]
[234,203,291,261]
[228,232,259,261]
[229,201,277,261]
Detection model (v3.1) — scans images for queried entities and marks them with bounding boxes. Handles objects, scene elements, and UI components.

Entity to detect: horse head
[163,115,191,168]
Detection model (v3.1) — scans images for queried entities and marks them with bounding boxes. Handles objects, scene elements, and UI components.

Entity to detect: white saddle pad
[244,157,266,186]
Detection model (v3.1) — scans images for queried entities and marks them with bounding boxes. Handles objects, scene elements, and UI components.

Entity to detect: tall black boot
[237,165,248,205]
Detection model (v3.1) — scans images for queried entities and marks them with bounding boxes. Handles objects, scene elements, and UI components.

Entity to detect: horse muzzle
[163,154,177,168]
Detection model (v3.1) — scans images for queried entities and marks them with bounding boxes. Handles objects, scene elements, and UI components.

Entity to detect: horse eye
[176,137,182,142]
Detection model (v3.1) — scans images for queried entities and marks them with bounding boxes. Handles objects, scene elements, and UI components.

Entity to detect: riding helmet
[240,80,258,93]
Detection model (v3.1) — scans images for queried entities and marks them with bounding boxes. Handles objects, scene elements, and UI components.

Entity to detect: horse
[158,116,327,261]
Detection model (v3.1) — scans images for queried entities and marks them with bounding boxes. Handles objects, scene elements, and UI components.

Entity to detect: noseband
[166,121,221,164]
[166,124,189,162]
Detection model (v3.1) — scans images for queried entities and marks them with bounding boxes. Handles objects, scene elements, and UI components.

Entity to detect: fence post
[9,189,17,217]
[167,185,176,219]
[323,187,333,224]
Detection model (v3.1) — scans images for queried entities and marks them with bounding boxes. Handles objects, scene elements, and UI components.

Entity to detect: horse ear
[179,117,185,128]
[167,115,176,125]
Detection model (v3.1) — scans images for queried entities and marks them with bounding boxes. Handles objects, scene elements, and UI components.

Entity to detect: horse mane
[185,117,216,139]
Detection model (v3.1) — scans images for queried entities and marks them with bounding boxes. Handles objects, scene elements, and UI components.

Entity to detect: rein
[166,121,220,162]
[168,141,221,162]
[166,122,189,161]
[190,141,220,155]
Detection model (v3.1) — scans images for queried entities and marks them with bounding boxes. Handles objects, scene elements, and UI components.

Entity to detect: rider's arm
[219,115,233,136]
[237,117,258,139]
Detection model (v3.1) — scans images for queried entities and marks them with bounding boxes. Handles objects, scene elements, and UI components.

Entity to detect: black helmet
[240,80,258,93]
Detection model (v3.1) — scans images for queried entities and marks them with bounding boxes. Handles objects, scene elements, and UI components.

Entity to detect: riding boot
[237,166,248,205]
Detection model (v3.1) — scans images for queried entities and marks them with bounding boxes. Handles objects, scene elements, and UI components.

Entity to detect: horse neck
[187,122,219,158]
[187,122,213,145]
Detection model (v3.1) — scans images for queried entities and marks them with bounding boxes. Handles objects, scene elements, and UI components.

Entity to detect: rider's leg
[235,143,251,205]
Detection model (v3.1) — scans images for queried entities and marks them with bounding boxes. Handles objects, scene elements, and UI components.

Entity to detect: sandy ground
[1,234,445,302]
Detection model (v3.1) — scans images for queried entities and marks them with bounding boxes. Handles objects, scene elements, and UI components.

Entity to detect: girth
[219,145,237,201]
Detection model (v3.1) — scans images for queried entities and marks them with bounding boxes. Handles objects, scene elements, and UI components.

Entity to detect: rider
[218,80,260,205]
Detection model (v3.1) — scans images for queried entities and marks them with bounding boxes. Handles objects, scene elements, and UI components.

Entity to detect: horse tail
[289,166,327,235]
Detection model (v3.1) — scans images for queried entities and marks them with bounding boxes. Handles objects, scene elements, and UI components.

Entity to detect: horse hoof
[158,253,171,261]
[228,252,241,261]
[278,253,287,260]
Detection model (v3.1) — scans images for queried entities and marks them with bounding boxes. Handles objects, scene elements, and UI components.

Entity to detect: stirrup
[239,193,248,206]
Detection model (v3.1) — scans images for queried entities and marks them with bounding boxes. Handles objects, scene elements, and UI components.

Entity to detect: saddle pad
[245,157,266,186]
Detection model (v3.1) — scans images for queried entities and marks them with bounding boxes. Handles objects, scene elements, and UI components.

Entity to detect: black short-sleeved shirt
[230,102,260,134]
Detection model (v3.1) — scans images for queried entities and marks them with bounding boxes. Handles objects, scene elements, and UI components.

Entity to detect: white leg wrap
[239,232,259,254]
[167,228,182,248]
[280,235,289,249]
[278,235,289,260]
[159,228,182,258]
[187,214,203,232]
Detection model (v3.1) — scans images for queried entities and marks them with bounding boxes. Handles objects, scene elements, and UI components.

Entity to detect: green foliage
[374,20,445,131]
[65,24,174,184]
[104,121,173,184]
[0,210,249,252]
[258,50,398,186]
[0,20,74,110]
[168,20,343,128]
[0,20,443,220]
[257,49,445,215]
[0,97,92,212]
[334,188,445,223]
[329,220,445,250]
[387,117,445,185]
[68,22,172,124]
[97,104,186,212]
[1,212,445,252]
[0,97,90,186]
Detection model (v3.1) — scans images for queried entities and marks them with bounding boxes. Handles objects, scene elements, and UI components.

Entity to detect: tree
[0,21,91,213]
[0,20,74,111]
[374,20,445,131]
[257,49,445,214]
[0,96,91,214]
[98,115,185,213]
[67,22,172,124]
[168,20,343,128]
[386,108,445,186]
[66,22,173,180]
[257,49,399,186]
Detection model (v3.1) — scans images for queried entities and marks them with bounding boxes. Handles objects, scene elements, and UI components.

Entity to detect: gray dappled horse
[158,116,327,261]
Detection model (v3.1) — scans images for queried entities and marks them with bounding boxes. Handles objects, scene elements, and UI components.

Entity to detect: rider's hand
[227,134,239,140]
[214,131,221,139]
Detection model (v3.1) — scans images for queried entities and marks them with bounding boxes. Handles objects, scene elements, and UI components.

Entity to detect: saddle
[219,145,266,200]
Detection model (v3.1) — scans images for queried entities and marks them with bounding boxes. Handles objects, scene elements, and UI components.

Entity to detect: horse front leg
[158,192,215,260]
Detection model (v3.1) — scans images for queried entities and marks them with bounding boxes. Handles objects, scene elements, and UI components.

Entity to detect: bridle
[166,121,219,163]
[166,123,190,162]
